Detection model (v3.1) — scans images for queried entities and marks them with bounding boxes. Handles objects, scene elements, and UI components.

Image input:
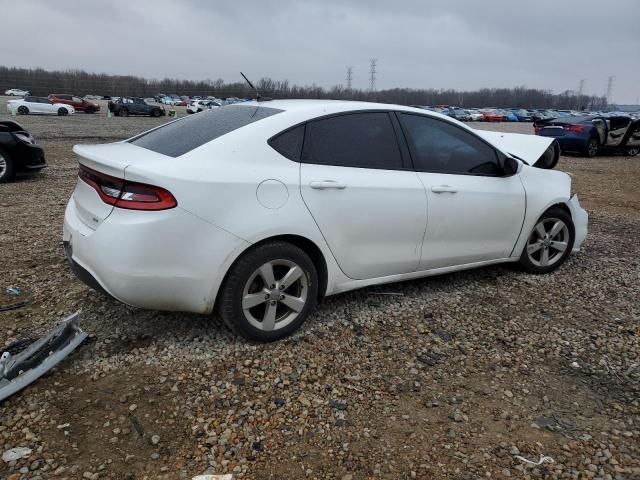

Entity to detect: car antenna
[240,72,271,102]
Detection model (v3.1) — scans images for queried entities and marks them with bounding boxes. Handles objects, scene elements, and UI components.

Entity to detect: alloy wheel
[242,259,308,331]
[0,153,6,179]
[526,218,570,267]
[587,139,598,157]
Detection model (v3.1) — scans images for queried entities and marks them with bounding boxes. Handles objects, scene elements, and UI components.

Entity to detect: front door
[299,112,427,280]
[397,112,525,269]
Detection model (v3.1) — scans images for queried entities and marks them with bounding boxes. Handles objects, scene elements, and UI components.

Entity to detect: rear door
[299,112,428,280]
[397,112,525,269]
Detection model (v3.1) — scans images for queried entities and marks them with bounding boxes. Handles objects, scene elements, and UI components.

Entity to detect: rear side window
[398,113,500,175]
[269,125,305,161]
[301,112,403,169]
[130,105,283,157]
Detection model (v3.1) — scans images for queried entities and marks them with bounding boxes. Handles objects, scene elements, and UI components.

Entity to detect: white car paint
[63,100,588,316]
[8,97,75,115]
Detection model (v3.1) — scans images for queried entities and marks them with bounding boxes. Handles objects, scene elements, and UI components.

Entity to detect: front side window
[398,113,500,175]
[301,112,403,170]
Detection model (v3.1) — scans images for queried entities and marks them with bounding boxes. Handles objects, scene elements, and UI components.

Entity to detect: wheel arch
[214,234,329,312]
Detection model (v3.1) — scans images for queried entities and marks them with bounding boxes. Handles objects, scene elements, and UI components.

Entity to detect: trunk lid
[71,142,166,229]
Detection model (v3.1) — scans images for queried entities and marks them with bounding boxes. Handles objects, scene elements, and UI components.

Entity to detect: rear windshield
[130,105,283,157]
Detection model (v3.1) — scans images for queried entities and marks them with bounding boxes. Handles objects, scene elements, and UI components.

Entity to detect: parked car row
[411,105,640,123]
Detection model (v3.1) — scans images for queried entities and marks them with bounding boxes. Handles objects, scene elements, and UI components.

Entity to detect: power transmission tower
[578,79,585,96]
[369,59,377,92]
[346,67,353,90]
[606,76,614,103]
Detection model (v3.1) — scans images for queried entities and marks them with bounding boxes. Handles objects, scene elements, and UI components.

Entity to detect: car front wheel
[0,148,15,183]
[519,207,575,274]
[219,242,319,341]
[627,147,639,157]
[17,106,29,115]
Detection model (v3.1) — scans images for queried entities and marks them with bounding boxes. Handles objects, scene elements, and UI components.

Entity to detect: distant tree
[0,65,608,109]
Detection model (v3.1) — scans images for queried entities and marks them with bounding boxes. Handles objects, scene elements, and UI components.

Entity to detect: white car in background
[63,100,587,341]
[467,109,485,121]
[186,99,222,114]
[8,96,75,116]
[4,89,30,96]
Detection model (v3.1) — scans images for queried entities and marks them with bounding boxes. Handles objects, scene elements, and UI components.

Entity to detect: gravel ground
[1,100,639,479]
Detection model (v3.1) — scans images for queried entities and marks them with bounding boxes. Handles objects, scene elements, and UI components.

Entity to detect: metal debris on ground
[0,286,27,312]
[515,454,555,466]
[0,312,87,402]
[192,475,235,480]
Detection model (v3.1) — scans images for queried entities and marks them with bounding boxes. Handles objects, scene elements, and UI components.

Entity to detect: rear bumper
[568,194,588,252]
[63,196,250,313]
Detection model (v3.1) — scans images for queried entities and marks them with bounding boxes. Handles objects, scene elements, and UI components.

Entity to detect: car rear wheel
[17,106,29,115]
[85,107,95,114]
[583,137,599,157]
[519,208,575,274]
[0,148,15,183]
[219,242,318,341]
[57,107,68,116]
[118,109,129,117]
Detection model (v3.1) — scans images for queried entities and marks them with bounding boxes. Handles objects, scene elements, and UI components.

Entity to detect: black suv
[108,97,165,117]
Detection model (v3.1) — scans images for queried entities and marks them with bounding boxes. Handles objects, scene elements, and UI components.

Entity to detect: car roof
[239,99,455,123]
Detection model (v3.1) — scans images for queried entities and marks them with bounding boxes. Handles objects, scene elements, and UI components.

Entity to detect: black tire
[519,207,575,274]
[57,107,68,116]
[583,137,599,157]
[118,108,129,117]
[85,107,95,114]
[219,241,319,342]
[627,147,639,157]
[0,148,15,183]
[151,109,161,118]
[17,106,29,115]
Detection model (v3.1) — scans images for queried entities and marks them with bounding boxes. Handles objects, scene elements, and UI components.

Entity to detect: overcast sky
[1,0,638,103]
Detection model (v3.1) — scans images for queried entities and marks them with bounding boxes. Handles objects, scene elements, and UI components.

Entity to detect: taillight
[563,125,585,133]
[78,165,177,211]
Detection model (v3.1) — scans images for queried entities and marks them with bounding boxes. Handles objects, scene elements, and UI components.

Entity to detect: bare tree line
[0,66,607,109]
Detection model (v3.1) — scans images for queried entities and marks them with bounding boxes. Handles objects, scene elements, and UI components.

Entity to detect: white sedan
[63,100,588,341]
[4,89,30,96]
[186,99,222,114]
[8,96,75,116]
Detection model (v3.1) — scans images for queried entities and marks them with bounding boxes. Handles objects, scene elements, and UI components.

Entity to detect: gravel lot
[1,98,639,479]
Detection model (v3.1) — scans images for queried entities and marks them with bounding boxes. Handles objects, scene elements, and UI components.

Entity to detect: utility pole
[346,66,353,90]
[369,59,377,92]
[578,79,585,96]
[606,76,614,104]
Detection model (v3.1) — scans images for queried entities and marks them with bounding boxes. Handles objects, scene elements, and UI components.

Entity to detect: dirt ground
[0,99,638,479]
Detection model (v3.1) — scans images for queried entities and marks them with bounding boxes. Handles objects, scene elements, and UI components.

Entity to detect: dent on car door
[297,112,428,280]
[397,113,526,270]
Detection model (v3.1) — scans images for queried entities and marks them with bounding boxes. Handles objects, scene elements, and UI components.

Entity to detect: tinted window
[398,113,500,175]
[301,113,402,169]
[130,105,283,157]
[269,125,305,161]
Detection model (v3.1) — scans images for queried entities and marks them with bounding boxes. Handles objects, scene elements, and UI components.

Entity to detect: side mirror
[502,156,520,176]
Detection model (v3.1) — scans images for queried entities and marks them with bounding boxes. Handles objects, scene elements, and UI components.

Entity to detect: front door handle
[431,185,458,193]
[309,180,347,190]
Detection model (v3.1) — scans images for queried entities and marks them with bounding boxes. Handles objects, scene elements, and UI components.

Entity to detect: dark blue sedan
[535,115,640,157]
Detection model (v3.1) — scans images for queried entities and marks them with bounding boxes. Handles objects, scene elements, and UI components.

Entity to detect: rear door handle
[309,180,347,190]
[431,185,458,193]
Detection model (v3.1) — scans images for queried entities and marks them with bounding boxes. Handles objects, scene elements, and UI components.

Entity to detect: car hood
[474,130,556,167]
